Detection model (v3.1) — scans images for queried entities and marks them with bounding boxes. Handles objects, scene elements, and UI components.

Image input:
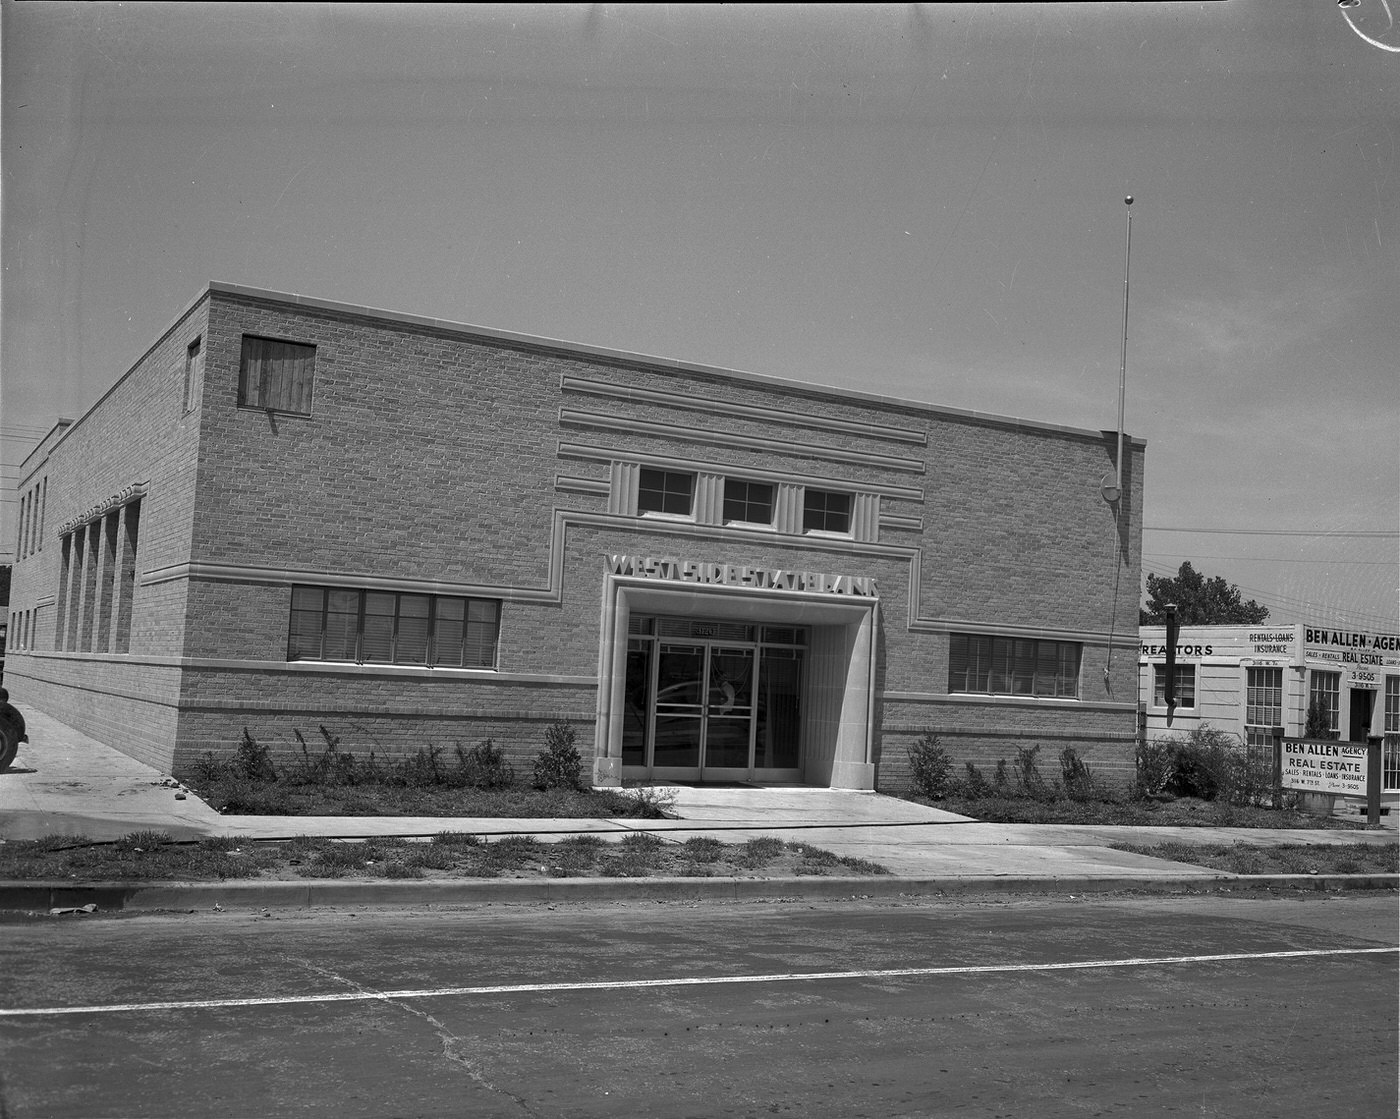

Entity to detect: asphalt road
[1,893,1396,1119]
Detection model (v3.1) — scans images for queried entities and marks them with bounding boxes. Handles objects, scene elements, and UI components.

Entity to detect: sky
[2,1,1397,631]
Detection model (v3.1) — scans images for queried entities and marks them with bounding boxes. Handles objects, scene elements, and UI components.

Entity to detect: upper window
[184,337,204,414]
[239,335,316,415]
[948,634,1081,699]
[723,479,774,526]
[803,488,851,534]
[288,586,500,668]
[1153,664,1196,709]
[638,468,694,517]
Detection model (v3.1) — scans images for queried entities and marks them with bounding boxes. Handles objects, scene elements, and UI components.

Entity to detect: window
[288,586,500,668]
[239,335,315,415]
[1383,676,1399,791]
[1245,667,1283,747]
[184,337,204,413]
[948,634,1081,698]
[637,468,694,517]
[1153,664,1196,709]
[803,488,851,534]
[723,479,774,526]
[1309,670,1341,737]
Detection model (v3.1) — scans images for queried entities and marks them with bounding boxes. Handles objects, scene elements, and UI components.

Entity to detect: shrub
[1059,747,1096,802]
[532,722,583,790]
[1164,724,1235,800]
[1305,699,1337,740]
[233,728,277,782]
[960,761,993,799]
[1014,744,1053,800]
[1131,737,1174,800]
[454,739,515,789]
[905,732,954,799]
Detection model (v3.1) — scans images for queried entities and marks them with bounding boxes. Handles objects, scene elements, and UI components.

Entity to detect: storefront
[1139,623,1400,801]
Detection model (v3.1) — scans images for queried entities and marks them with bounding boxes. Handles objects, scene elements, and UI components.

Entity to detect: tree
[1140,561,1269,625]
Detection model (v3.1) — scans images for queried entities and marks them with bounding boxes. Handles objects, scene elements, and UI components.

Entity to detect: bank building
[6,284,1144,791]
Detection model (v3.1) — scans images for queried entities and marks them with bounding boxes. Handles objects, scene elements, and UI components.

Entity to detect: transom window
[638,468,694,517]
[723,479,774,525]
[803,488,851,534]
[239,335,316,415]
[1153,664,1196,709]
[288,586,500,668]
[948,634,1080,698]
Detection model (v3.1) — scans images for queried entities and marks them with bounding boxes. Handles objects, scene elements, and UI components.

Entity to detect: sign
[1281,739,1369,796]
[608,554,878,597]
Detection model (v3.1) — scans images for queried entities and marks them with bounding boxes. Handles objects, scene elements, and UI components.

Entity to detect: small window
[638,468,694,517]
[803,488,851,534]
[723,479,774,526]
[239,335,316,415]
[184,337,204,413]
[1153,664,1196,709]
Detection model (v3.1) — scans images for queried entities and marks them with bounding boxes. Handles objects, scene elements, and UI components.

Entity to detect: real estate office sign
[1280,739,1369,796]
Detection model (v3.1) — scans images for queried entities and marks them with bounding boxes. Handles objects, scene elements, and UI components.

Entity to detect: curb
[2,873,1395,914]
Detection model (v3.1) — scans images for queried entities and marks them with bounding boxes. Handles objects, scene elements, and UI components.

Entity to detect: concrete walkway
[1,710,1395,906]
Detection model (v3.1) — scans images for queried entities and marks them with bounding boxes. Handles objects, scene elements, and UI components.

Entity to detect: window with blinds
[948,634,1080,698]
[288,586,500,668]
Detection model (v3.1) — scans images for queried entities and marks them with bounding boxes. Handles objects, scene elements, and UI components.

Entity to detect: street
[1,893,1396,1118]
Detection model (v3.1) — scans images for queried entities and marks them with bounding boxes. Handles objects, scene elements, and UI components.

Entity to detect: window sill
[237,404,313,419]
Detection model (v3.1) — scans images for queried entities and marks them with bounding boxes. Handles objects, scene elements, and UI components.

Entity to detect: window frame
[183,336,203,414]
[238,334,317,416]
[722,478,776,527]
[948,633,1081,700]
[287,586,501,669]
[637,467,695,519]
[1152,664,1196,709]
[802,487,852,536]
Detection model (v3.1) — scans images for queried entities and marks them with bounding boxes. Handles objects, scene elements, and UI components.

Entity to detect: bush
[532,722,583,790]
[454,739,515,789]
[1305,699,1337,740]
[960,761,993,799]
[1138,724,1269,806]
[1059,747,1096,802]
[233,728,277,782]
[1013,744,1054,801]
[906,732,954,798]
[1131,737,1174,800]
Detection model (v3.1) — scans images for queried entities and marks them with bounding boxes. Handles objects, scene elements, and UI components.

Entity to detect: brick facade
[6,283,1145,788]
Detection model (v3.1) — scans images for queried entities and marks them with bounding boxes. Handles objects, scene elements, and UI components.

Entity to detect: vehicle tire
[0,724,19,771]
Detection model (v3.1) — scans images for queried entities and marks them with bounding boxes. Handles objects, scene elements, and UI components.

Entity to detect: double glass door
[623,620,805,782]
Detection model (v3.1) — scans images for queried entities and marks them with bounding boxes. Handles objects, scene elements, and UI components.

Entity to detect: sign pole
[1366,735,1382,826]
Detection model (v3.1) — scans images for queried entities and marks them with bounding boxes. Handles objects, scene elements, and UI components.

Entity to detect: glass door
[700,646,756,780]
[653,643,705,772]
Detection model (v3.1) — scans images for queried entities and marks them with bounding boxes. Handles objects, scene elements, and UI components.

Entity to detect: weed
[682,836,724,863]
[431,831,481,848]
[1059,747,1096,802]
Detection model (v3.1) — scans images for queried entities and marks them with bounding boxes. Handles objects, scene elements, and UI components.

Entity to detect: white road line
[2,947,1394,1019]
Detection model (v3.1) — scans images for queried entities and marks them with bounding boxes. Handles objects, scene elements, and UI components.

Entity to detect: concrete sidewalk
[2,709,1395,909]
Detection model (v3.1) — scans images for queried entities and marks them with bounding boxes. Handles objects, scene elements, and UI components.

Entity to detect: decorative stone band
[58,481,148,537]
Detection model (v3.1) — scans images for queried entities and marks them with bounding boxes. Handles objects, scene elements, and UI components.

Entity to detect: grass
[1109,841,1398,876]
[0,831,892,883]
[905,792,1375,830]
